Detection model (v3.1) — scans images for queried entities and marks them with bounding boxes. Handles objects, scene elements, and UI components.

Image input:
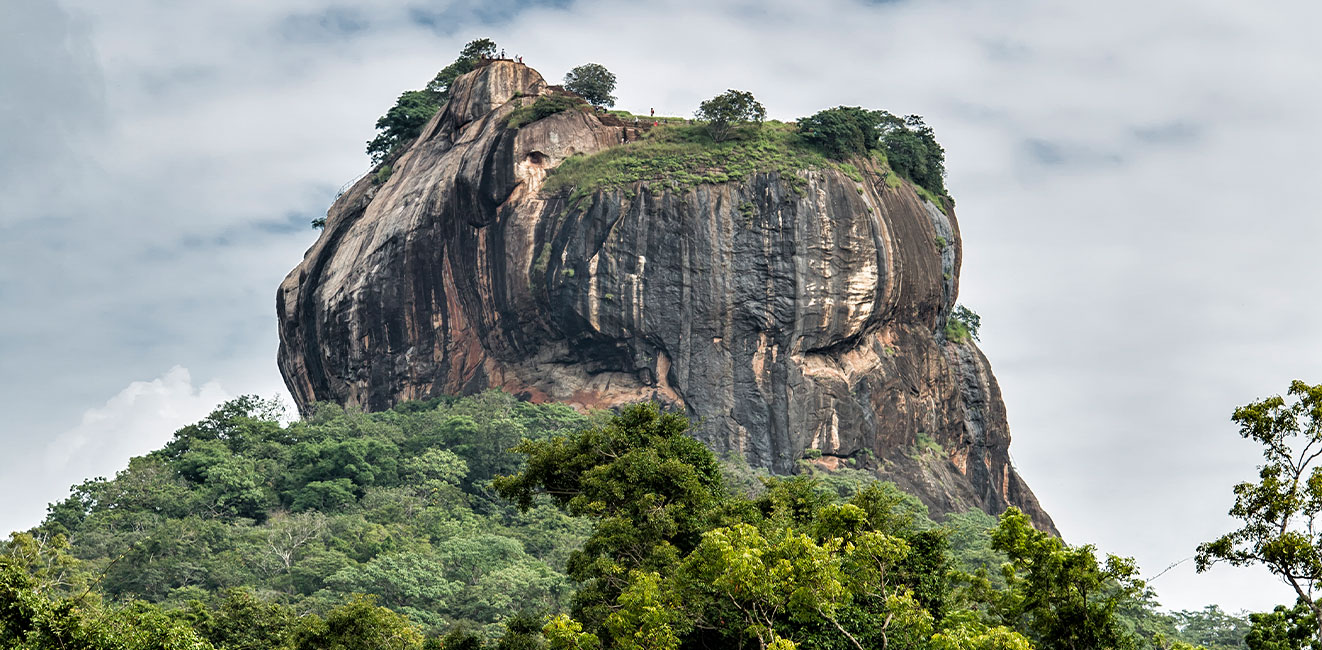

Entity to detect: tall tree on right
[1197,381,1322,647]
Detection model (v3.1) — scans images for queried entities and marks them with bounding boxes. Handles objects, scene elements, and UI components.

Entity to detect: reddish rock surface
[277,61,1056,532]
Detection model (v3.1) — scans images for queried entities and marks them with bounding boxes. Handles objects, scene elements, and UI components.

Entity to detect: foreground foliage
[27,392,591,639]
[1198,381,1322,646]
[2,395,1257,649]
[498,403,1235,650]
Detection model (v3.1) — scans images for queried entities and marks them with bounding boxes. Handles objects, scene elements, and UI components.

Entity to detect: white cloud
[0,367,231,537]
[44,366,229,477]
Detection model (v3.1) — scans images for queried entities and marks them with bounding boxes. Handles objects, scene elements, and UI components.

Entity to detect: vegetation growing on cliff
[503,94,591,129]
[2,395,1264,650]
[798,106,949,199]
[543,120,827,199]
[694,89,766,142]
[945,305,982,343]
[366,39,497,163]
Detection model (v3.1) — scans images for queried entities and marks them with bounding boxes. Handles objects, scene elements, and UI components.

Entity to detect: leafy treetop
[425,39,498,104]
[366,38,497,164]
[496,403,1176,650]
[694,89,766,142]
[798,106,948,197]
[945,305,981,344]
[563,63,617,109]
[0,385,1256,650]
[1198,381,1322,646]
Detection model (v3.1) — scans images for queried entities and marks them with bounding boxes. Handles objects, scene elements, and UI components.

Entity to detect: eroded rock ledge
[276,61,1056,532]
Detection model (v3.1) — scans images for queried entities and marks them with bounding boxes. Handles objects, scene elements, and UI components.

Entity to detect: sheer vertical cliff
[276,61,1055,531]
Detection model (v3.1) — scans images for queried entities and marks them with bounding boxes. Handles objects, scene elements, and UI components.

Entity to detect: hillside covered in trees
[2,393,1261,650]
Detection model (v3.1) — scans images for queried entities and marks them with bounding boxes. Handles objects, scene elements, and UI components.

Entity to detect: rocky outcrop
[277,61,1056,532]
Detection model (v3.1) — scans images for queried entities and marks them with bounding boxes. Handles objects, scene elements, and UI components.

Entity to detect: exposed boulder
[277,61,1056,532]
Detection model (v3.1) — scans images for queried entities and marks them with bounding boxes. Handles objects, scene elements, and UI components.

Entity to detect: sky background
[4,0,1320,613]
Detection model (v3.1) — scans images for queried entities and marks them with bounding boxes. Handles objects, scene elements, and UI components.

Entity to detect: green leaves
[563,64,617,109]
[694,90,766,142]
[22,381,1249,649]
[290,595,426,650]
[796,106,948,197]
[1198,381,1322,644]
[945,305,982,344]
[367,38,498,164]
[500,408,983,650]
[604,572,683,650]
[1246,601,1319,650]
[26,390,590,643]
[990,507,1145,650]
[366,91,441,164]
[0,559,216,650]
[505,94,591,129]
[797,106,882,159]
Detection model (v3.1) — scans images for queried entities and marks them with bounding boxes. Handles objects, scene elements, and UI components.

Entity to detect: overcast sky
[4,0,1320,613]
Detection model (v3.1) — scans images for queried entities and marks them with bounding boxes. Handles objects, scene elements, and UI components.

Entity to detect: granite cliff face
[277,61,1055,531]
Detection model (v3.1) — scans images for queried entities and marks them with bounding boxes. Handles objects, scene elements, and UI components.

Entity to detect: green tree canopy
[795,106,882,159]
[8,385,1248,649]
[882,114,947,197]
[497,404,1048,650]
[366,38,497,163]
[1198,381,1322,646]
[425,38,497,104]
[1246,601,1318,650]
[796,106,948,196]
[366,90,442,164]
[694,89,766,142]
[988,507,1146,650]
[290,595,426,650]
[945,304,982,343]
[563,64,617,109]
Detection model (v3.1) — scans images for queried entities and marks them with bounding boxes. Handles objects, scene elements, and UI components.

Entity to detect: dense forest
[0,391,1277,650]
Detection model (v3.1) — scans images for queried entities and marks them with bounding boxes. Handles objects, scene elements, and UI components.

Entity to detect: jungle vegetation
[0,391,1281,650]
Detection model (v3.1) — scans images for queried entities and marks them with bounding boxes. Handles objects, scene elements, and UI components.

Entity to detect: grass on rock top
[542,121,832,199]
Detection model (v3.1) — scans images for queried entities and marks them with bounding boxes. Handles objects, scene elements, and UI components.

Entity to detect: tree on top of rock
[365,38,497,164]
[694,89,766,142]
[797,107,947,197]
[563,63,617,109]
[424,38,497,104]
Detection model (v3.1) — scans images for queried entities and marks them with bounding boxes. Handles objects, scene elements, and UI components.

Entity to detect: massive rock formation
[277,61,1055,531]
